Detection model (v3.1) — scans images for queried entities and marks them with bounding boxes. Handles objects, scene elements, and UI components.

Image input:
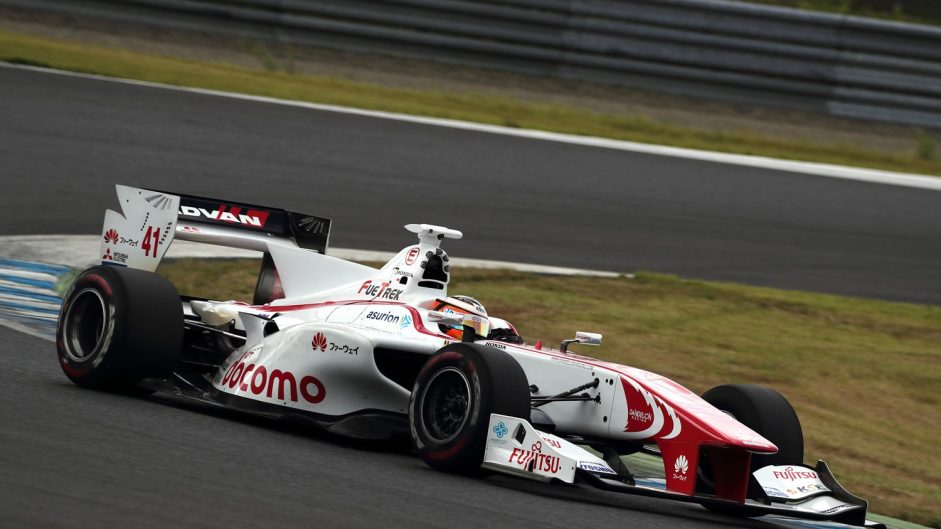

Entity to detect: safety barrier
[5,0,941,127]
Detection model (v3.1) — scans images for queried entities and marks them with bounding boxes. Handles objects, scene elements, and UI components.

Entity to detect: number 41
[142,226,161,258]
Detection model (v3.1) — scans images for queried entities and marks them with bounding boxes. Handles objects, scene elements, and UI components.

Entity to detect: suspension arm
[532,378,599,407]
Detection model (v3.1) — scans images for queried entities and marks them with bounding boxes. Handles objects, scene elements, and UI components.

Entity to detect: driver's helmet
[433,295,489,340]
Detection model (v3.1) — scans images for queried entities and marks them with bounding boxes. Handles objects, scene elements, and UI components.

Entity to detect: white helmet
[433,295,488,340]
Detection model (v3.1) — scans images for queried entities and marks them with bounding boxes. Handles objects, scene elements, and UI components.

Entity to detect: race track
[1,66,940,304]
[0,64,934,529]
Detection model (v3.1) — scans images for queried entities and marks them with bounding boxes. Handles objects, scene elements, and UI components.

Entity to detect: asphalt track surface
[1,66,940,304]
[0,65,932,528]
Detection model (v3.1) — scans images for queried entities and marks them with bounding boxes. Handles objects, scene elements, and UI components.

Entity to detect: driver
[433,295,524,344]
[432,295,490,340]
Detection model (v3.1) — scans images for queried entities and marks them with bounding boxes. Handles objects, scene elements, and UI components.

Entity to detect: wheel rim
[419,367,472,444]
[63,288,106,362]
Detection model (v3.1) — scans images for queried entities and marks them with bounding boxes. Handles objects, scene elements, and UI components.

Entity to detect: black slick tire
[56,265,183,390]
[702,384,804,469]
[698,384,804,515]
[409,343,529,473]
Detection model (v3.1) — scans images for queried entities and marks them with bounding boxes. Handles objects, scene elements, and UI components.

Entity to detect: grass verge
[1,29,939,176]
[158,258,940,527]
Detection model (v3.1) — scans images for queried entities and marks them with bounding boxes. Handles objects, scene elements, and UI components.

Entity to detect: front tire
[698,384,804,515]
[702,384,804,469]
[409,343,529,473]
[56,266,183,390]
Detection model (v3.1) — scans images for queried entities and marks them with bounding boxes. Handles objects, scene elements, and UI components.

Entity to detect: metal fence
[5,0,941,127]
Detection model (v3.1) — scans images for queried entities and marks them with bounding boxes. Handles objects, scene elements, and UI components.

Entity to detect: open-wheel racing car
[57,185,881,527]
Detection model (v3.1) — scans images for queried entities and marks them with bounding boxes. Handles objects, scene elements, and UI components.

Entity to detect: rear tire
[698,384,804,515]
[409,343,529,473]
[56,266,183,390]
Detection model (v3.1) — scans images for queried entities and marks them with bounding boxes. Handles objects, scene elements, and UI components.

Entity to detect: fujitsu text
[508,447,561,474]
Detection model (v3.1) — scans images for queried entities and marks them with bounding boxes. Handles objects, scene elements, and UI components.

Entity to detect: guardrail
[5,0,941,127]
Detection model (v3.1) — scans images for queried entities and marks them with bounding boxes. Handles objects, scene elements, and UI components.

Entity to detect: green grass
[2,29,940,176]
[158,258,941,527]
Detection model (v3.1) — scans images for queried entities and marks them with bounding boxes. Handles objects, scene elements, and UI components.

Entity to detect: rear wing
[170,190,331,255]
[99,185,331,273]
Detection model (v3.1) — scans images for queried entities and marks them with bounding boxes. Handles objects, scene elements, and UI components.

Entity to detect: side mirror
[560,331,602,353]
[575,331,602,345]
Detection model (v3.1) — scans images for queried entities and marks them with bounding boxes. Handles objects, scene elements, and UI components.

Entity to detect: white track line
[0,235,623,277]
[0,296,60,312]
[0,232,620,340]
[0,317,55,341]
[4,63,940,191]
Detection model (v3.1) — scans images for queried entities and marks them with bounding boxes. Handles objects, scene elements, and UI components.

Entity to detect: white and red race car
[57,186,879,527]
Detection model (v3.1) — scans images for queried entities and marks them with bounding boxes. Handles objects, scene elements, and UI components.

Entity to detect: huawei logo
[104,229,119,244]
[674,455,689,476]
[311,332,327,352]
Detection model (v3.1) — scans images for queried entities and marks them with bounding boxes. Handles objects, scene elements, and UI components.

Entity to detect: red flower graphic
[311,332,327,352]
[104,229,119,244]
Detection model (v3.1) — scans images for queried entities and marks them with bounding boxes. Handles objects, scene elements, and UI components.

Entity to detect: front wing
[483,415,882,528]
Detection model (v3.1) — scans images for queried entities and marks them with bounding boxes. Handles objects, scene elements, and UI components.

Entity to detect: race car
[57,185,880,527]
